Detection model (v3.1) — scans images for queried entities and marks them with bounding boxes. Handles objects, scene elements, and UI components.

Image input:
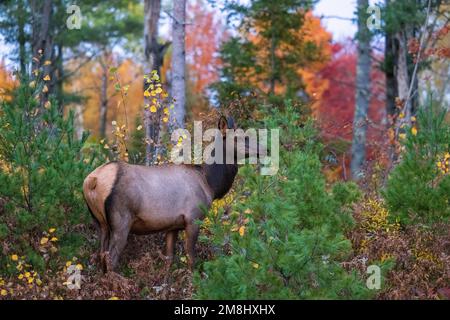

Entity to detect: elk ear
[218,116,228,136]
[227,116,236,129]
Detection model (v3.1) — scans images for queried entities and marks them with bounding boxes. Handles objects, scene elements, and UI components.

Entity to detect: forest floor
[63,232,205,300]
[2,217,450,300]
[1,191,450,300]
[66,216,450,300]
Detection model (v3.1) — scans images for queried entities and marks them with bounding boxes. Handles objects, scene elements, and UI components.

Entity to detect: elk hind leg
[165,230,178,265]
[106,210,131,272]
[184,222,199,270]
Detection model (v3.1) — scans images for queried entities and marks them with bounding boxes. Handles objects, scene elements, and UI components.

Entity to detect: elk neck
[201,162,238,200]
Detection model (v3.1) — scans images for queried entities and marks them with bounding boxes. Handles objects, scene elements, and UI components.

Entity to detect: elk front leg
[184,223,199,270]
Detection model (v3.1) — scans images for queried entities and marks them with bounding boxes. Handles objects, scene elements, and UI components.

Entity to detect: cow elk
[83,116,258,272]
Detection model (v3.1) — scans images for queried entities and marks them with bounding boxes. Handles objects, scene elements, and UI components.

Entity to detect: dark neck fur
[202,163,238,200]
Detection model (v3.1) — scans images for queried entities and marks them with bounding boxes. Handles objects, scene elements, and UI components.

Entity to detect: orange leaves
[185,0,224,98]
[0,61,17,102]
[66,57,143,138]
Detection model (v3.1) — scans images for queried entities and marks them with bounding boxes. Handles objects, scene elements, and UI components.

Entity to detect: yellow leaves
[18,274,24,280]
[436,152,450,175]
[144,90,151,97]
[399,133,406,140]
[75,264,83,271]
[36,278,42,286]
[239,226,245,237]
[411,127,418,136]
[50,237,58,242]
[43,60,51,66]
[24,272,31,278]
[66,261,72,267]
[150,105,157,113]
[163,107,169,115]
[0,289,6,296]
[361,198,400,234]
[109,67,118,74]
[11,254,18,261]
[154,87,163,94]
[40,237,49,245]
[43,75,51,81]
[109,296,119,300]
[162,116,169,123]
[252,262,259,269]
[49,228,56,233]
[150,70,160,81]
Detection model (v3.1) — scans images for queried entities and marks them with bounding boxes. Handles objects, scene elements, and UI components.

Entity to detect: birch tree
[170,0,187,129]
[143,0,170,165]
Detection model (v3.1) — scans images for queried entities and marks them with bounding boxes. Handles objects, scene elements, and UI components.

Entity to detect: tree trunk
[99,61,108,139]
[395,30,410,118]
[350,0,372,181]
[17,0,27,76]
[269,33,276,95]
[385,9,397,118]
[385,3,399,164]
[74,104,84,140]
[31,0,55,105]
[170,0,187,129]
[143,0,169,165]
[56,43,64,112]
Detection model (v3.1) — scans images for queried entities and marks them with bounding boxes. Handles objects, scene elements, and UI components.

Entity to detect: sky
[314,0,357,40]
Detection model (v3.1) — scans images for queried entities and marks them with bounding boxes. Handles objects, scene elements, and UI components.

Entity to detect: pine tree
[384,100,450,224]
[0,72,105,271]
[213,0,327,106]
[195,102,372,299]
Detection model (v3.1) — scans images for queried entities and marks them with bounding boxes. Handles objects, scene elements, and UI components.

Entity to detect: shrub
[384,103,450,224]
[0,76,104,275]
[194,102,371,299]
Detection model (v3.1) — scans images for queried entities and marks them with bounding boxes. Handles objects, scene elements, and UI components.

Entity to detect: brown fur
[83,117,253,272]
